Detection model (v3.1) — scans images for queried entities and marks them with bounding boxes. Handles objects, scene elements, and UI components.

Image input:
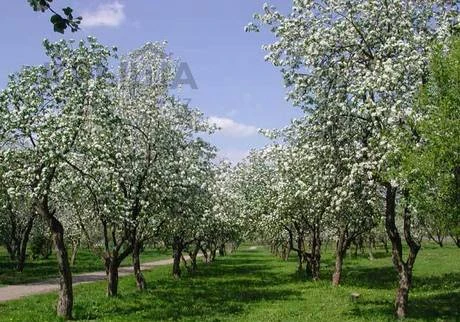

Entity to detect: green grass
[0,247,171,286]
[0,244,459,321]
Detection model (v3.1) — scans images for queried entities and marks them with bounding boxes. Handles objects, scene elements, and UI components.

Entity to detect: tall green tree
[402,37,460,248]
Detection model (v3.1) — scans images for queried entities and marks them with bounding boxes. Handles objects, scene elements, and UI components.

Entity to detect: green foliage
[29,234,52,260]
[27,0,81,33]
[0,245,459,321]
[402,36,460,241]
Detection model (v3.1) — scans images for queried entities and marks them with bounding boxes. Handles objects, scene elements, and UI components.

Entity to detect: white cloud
[209,116,258,138]
[81,2,125,28]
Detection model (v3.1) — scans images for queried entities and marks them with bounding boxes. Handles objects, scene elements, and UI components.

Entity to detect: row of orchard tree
[0,39,243,319]
[234,0,459,319]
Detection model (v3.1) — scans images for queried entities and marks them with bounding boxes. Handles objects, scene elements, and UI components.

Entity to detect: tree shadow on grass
[343,264,460,292]
[75,250,302,321]
[348,291,460,321]
[345,269,460,321]
[0,251,106,286]
[341,265,398,290]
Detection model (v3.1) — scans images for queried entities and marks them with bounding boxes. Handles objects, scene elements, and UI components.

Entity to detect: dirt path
[0,255,194,302]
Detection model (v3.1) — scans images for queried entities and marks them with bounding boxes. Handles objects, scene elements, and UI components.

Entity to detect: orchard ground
[0,248,171,286]
[0,244,459,321]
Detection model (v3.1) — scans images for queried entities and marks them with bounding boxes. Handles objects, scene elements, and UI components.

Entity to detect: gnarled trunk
[385,185,420,319]
[395,265,412,318]
[105,258,119,297]
[37,199,73,320]
[50,216,73,319]
[16,214,35,272]
[132,240,146,290]
[172,237,183,279]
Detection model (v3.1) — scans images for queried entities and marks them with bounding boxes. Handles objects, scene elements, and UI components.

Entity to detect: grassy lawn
[0,243,459,321]
[0,247,171,286]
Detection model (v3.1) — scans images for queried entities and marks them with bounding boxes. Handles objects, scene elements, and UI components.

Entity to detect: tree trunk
[218,243,226,256]
[437,238,444,248]
[37,197,73,320]
[332,228,348,286]
[16,214,35,272]
[450,234,460,248]
[395,265,412,318]
[105,258,119,297]
[172,238,183,279]
[70,240,80,267]
[189,243,200,273]
[210,245,217,262]
[310,223,321,280]
[368,237,375,261]
[296,236,303,272]
[384,185,420,319]
[5,244,17,261]
[49,215,73,319]
[200,246,209,263]
[353,241,359,257]
[332,251,344,286]
[132,241,146,290]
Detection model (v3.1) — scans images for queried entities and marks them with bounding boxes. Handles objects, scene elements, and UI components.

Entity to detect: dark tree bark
[308,221,322,280]
[16,214,35,272]
[132,240,146,290]
[281,241,291,261]
[4,211,20,261]
[218,243,226,256]
[105,258,119,297]
[450,234,460,248]
[103,244,132,297]
[5,244,16,261]
[200,245,209,263]
[284,224,305,273]
[36,197,73,320]
[384,185,420,319]
[103,245,132,297]
[172,237,183,279]
[188,242,200,273]
[332,227,351,286]
[296,235,304,272]
[209,244,217,262]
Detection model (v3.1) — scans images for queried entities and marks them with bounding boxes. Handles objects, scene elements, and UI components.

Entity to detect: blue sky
[1,1,302,163]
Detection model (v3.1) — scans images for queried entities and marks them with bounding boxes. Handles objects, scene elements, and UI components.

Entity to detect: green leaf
[62,7,73,17]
